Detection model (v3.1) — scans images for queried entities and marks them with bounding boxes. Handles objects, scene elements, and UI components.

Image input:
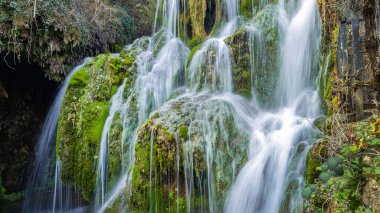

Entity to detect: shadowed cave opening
[0,53,59,198]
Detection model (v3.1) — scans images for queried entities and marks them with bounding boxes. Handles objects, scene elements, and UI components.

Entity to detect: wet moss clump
[125,94,250,212]
[56,53,135,202]
[225,5,282,103]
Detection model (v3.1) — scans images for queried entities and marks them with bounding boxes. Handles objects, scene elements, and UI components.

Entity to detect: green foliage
[319,172,330,183]
[0,0,153,80]
[187,43,203,66]
[187,36,204,49]
[302,187,312,199]
[321,164,329,171]
[179,125,189,139]
[327,157,339,170]
[305,118,380,212]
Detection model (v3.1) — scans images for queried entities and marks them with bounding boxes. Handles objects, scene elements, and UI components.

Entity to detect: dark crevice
[187,20,193,38]
[204,0,216,35]
[0,53,59,194]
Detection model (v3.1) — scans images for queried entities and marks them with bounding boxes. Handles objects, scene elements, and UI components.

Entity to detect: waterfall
[95,0,322,212]
[22,58,90,213]
[95,79,127,209]
[18,0,323,212]
[276,0,320,106]
[225,0,321,212]
[95,0,189,211]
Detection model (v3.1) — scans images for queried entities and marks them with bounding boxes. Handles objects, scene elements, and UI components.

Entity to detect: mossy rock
[224,6,282,103]
[187,43,203,65]
[305,141,327,184]
[56,53,135,202]
[186,0,222,41]
[126,94,251,212]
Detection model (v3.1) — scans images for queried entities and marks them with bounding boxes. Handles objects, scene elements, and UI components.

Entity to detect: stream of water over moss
[23,0,323,212]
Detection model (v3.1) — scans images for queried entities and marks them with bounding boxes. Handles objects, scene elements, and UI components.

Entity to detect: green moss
[113,44,124,53]
[240,0,254,17]
[305,143,326,184]
[124,56,135,67]
[224,8,281,104]
[130,119,178,210]
[187,43,203,65]
[69,68,90,87]
[187,36,204,49]
[129,119,192,211]
[89,103,109,143]
[305,119,380,211]
[179,125,188,139]
[125,96,251,211]
[56,53,135,202]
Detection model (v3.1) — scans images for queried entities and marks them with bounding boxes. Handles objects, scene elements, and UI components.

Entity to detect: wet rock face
[0,54,58,196]
[56,54,135,202]
[186,0,222,46]
[126,94,250,212]
[188,0,219,37]
[318,0,380,113]
[225,6,281,103]
[0,0,156,202]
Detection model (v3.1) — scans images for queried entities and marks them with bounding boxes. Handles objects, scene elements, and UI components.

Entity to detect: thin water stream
[22,58,90,213]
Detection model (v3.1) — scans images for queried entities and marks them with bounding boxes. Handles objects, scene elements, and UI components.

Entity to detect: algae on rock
[124,94,251,212]
[225,5,282,103]
[56,53,135,202]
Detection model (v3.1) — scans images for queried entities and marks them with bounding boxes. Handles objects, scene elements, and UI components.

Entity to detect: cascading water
[225,0,321,212]
[22,59,90,213]
[28,0,323,212]
[23,59,89,212]
[95,79,127,208]
[94,0,189,211]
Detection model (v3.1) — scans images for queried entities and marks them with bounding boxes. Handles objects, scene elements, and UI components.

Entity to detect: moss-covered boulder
[123,94,251,212]
[225,5,282,103]
[56,53,135,202]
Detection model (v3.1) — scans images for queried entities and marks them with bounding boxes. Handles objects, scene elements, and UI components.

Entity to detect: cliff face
[304,0,380,212]
[318,0,379,115]
[0,0,155,202]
